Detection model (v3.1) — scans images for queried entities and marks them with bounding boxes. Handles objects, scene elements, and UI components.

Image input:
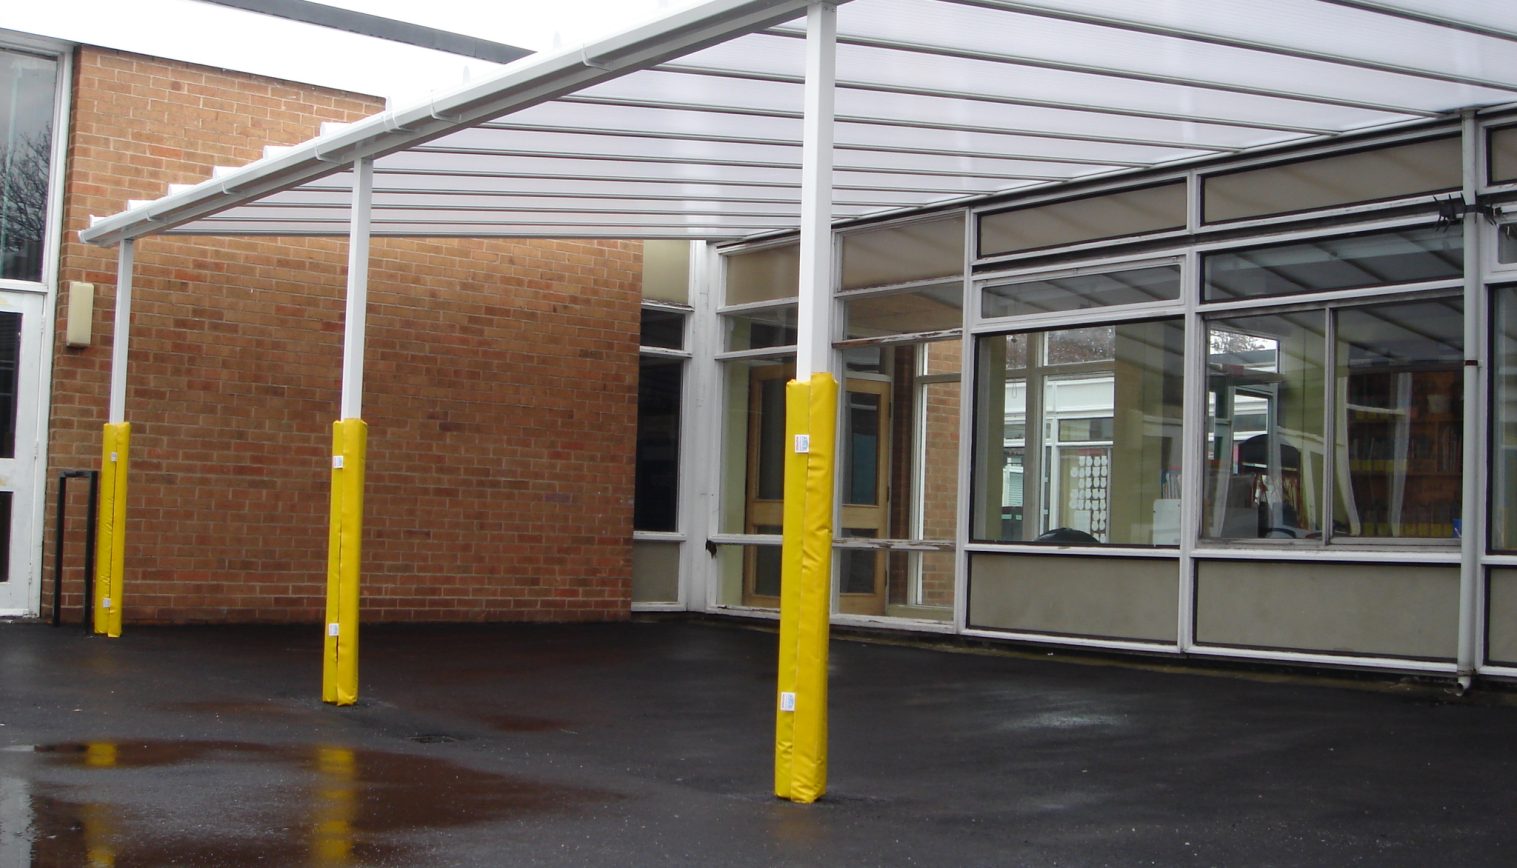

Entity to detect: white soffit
[79,0,1517,245]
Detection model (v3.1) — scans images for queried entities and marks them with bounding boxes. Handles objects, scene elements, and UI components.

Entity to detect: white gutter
[78,0,829,247]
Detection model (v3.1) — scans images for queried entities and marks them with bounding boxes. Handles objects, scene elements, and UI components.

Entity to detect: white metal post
[1457,111,1483,686]
[108,239,134,424]
[794,2,837,378]
[340,158,375,419]
[684,240,715,613]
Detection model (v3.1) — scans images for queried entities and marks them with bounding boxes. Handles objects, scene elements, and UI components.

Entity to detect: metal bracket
[1435,194,1498,229]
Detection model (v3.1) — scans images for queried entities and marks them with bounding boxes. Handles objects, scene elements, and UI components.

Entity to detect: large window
[634,300,688,606]
[634,355,681,532]
[1203,226,1462,302]
[1203,298,1462,542]
[973,318,1184,546]
[1,48,58,283]
[1492,287,1517,551]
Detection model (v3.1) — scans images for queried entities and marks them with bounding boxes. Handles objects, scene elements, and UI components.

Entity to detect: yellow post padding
[93,422,130,638]
[774,373,838,804]
[773,378,810,799]
[322,418,367,706]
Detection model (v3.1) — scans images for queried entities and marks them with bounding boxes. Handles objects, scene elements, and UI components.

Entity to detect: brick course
[45,48,639,624]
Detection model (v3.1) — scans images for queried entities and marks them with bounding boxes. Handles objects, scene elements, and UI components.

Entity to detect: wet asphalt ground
[2,618,1517,866]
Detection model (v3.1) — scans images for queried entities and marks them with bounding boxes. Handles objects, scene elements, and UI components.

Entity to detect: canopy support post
[775,0,838,805]
[323,157,374,706]
[94,239,134,637]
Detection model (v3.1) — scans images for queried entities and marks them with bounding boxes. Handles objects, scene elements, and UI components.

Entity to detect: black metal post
[50,470,101,631]
[51,473,67,627]
[82,470,99,635]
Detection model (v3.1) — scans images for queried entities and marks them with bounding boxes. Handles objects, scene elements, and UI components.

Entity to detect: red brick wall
[919,340,961,607]
[45,48,639,624]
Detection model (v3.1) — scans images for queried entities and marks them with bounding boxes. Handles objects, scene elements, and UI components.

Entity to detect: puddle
[5,740,616,865]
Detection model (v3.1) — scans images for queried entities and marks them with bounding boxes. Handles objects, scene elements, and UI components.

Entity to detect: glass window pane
[902,550,954,621]
[844,390,882,505]
[635,357,682,532]
[1489,125,1517,185]
[1203,311,1327,541]
[1,49,59,283]
[639,308,685,350]
[842,282,962,339]
[719,357,793,536]
[1045,326,1114,365]
[919,378,961,542]
[725,243,798,305]
[724,305,796,351]
[982,263,1180,319]
[0,312,19,459]
[642,240,690,303]
[1203,138,1461,224]
[1335,298,1462,540]
[973,319,1184,545]
[1499,224,1517,266]
[978,182,1186,258]
[0,490,10,584]
[631,541,680,604]
[711,541,781,609]
[840,214,964,290]
[1497,289,1517,551]
[1203,226,1462,302]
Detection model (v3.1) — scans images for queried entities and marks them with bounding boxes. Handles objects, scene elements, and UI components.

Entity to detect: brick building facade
[43,47,642,623]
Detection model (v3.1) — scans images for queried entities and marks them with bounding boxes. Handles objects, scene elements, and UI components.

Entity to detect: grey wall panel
[969,553,1178,642]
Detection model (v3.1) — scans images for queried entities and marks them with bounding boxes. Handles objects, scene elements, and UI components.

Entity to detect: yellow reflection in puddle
[82,742,119,866]
[84,742,118,769]
[311,747,357,865]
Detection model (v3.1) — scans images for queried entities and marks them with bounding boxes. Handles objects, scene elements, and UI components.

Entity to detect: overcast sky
[0,0,713,104]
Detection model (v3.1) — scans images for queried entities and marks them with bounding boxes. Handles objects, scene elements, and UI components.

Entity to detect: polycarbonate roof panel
[79,0,1517,245]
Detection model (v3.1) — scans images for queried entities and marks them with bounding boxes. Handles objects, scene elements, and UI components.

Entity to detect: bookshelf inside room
[1339,367,1461,539]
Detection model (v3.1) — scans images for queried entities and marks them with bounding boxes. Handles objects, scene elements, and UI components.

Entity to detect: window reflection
[1497,288,1517,551]
[1335,299,1462,539]
[974,318,1184,545]
[1204,312,1326,540]
[1203,299,1463,543]
[1,49,58,283]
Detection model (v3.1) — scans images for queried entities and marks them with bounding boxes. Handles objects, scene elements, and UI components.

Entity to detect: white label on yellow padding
[779,691,796,712]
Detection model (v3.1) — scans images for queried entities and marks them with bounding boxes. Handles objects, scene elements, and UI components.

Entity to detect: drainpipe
[1456,109,1483,693]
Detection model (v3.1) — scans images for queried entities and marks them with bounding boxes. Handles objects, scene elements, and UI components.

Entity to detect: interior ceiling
[79,0,1517,246]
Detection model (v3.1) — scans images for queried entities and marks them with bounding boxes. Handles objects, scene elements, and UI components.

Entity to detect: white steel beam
[340,158,374,420]
[796,3,837,377]
[107,239,134,424]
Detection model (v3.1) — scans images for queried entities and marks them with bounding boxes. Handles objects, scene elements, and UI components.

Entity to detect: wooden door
[740,370,891,613]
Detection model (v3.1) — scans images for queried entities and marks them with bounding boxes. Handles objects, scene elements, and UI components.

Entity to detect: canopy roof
[79,0,1517,246]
